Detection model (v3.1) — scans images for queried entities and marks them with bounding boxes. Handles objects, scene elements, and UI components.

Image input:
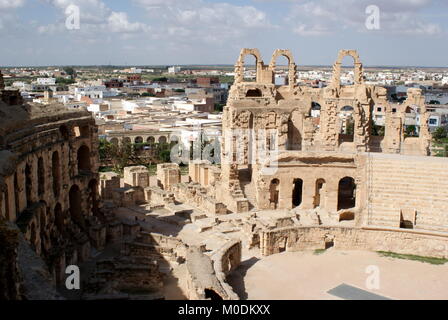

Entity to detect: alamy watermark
[65,5,80,30]
[365,5,380,30]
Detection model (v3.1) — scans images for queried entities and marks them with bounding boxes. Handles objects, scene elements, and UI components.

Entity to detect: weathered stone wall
[260,225,448,258]
[0,100,103,284]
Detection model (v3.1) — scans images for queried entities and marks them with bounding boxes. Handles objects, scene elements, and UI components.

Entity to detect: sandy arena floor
[227,250,448,300]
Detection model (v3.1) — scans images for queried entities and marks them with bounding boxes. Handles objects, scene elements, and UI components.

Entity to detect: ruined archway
[77,145,91,172]
[235,48,262,83]
[337,177,356,210]
[292,179,303,208]
[330,50,364,87]
[269,49,296,86]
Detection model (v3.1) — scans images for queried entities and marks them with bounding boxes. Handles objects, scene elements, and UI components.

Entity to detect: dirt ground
[227,250,448,300]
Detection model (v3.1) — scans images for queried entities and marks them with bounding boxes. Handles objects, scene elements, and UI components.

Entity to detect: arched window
[135,136,143,144]
[77,145,91,172]
[158,136,167,145]
[110,138,119,145]
[147,136,155,145]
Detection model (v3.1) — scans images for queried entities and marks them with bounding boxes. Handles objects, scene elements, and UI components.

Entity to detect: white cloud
[0,0,25,10]
[287,0,443,37]
[40,0,151,34]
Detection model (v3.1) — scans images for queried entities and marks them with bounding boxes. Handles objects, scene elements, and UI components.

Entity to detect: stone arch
[37,157,45,196]
[122,137,132,145]
[147,136,155,145]
[269,49,297,86]
[158,136,167,144]
[52,151,61,197]
[337,177,356,211]
[234,48,263,83]
[288,109,303,150]
[269,179,280,209]
[135,136,143,144]
[331,50,364,87]
[69,185,83,227]
[77,145,91,172]
[110,138,119,145]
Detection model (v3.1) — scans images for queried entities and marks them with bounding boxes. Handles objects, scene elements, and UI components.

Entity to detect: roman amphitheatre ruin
[1,49,448,300]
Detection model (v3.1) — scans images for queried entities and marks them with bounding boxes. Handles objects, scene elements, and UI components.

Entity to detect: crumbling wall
[260,225,448,258]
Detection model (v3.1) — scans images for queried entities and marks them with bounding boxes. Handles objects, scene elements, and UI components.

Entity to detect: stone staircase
[367,153,448,232]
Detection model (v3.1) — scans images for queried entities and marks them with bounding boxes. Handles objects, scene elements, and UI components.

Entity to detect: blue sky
[0,0,447,66]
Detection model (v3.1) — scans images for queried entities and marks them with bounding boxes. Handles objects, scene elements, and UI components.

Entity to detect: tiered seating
[368,153,448,232]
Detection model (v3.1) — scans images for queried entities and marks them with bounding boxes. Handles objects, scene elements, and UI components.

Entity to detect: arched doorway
[337,177,356,210]
[292,179,303,208]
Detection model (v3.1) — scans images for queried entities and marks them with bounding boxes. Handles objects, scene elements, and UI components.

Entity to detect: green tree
[405,125,417,137]
[433,127,447,142]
